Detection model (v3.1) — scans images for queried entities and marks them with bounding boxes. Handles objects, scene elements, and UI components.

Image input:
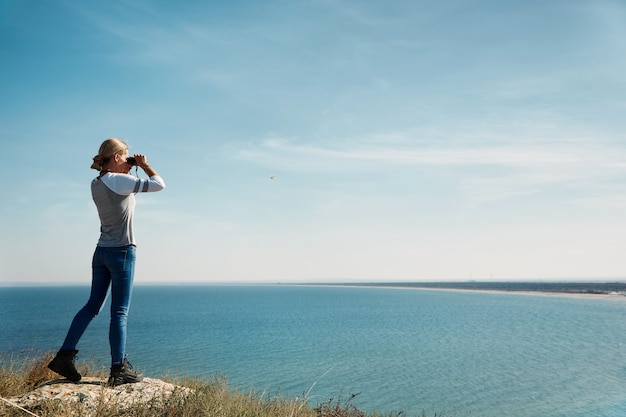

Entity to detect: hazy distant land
[321,281,626,297]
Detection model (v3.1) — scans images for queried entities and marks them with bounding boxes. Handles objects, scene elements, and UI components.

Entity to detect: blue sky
[1,0,626,284]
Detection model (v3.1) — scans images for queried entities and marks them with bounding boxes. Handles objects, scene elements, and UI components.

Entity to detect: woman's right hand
[132,154,160,178]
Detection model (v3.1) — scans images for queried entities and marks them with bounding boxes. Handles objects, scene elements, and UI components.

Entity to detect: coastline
[375,285,626,300]
[302,282,626,300]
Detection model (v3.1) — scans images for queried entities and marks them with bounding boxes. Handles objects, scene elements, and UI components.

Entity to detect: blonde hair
[91,138,129,170]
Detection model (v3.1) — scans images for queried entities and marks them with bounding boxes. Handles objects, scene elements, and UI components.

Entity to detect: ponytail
[91,155,104,170]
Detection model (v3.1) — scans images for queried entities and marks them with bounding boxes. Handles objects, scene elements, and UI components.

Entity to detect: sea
[2,284,626,417]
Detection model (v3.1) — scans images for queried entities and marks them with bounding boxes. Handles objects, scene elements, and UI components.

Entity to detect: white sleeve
[101,173,166,195]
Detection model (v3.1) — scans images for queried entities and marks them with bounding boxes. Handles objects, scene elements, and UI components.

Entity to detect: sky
[1,0,626,285]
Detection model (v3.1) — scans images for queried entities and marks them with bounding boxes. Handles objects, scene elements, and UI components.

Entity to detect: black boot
[47,349,81,382]
[107,358,143,387]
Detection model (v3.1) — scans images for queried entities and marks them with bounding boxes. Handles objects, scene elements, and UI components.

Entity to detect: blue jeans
[61,245,136,366]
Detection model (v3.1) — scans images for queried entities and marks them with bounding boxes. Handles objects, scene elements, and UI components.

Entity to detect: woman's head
[91,138,129,171]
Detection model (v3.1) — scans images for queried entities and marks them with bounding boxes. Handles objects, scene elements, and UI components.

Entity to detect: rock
[4,376,191,416]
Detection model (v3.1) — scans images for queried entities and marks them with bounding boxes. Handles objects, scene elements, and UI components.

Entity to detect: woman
[48,138,165,386]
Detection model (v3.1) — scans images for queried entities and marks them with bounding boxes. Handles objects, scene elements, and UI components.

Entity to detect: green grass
[0,351,446,417]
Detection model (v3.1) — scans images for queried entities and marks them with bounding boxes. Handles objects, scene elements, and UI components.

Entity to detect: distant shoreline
[302,281,626,300]
[358,285,626,300]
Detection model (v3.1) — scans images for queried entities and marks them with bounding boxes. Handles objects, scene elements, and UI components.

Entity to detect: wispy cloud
[237,134,626,202]
[239,135,620,168]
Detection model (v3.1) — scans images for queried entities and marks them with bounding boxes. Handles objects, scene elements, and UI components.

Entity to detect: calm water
[2,285,626,417]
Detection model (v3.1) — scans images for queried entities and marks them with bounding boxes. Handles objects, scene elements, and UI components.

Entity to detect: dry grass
[0,351,442,417]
